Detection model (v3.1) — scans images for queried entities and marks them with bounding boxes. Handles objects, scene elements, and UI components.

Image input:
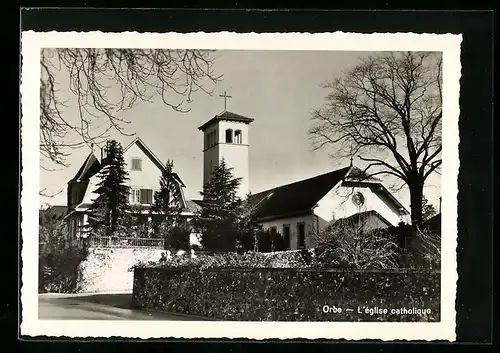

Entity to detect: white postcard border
[21,31,462,341]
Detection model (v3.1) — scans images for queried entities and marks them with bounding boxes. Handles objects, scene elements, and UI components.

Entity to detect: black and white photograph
[21,31,461,340]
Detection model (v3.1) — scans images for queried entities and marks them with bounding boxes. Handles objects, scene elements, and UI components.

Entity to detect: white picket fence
[87,236,164,249]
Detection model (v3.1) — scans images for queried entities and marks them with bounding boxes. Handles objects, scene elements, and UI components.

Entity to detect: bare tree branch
[40,48,223,171]
[309,51,442,225]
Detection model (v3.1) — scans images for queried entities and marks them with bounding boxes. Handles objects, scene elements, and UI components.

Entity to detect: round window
[352,192,365,207]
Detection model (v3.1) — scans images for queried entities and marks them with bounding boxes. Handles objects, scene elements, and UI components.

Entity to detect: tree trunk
[409,181,424,226]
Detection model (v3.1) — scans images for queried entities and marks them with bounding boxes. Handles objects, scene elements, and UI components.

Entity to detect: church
[196,110,410,250]
[64,107,410,251]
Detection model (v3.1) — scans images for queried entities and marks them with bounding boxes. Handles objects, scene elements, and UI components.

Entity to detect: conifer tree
[235,192,264,252]
[151,159,185,247]
[192,158,243,251]
[87,140,130,237]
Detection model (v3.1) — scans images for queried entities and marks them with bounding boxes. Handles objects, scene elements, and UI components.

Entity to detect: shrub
[134,248,320,271]
[397,225,441,270]
[39,206,89,293]
[168,224,191,250]
[310,218,441,270]
[312,220,400,269]
[39,243,89,293]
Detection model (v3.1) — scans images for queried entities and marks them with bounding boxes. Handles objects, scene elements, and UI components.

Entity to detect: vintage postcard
[21,31,461,340]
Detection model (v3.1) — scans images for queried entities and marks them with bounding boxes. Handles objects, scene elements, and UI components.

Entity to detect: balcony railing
[87,236,164,249]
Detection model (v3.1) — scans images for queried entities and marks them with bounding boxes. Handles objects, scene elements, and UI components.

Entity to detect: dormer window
[131,158,142,171]
[234,130,242,144]
[225,129,233,143]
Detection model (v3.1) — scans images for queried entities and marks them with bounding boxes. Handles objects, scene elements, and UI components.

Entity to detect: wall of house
[313,183,402,227]
[66,214,85,241]
[260,214,318,250]
[124,143,163,193]
[80,175,99,205]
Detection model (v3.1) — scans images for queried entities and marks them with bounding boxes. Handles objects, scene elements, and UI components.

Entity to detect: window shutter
[140,189,147,204]
[132,158,142,171]
[139,189,153,204]
[147,189,153,204]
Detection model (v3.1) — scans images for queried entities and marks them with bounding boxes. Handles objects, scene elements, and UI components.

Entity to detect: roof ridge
[71,152,98,182]
[253,166,351,196]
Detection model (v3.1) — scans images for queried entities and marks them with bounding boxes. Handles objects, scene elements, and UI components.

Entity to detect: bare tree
[40,48,222,170]
[309,52,442,225]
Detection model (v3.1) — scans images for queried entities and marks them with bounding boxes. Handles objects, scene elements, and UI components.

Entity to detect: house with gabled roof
[64,137,198,241]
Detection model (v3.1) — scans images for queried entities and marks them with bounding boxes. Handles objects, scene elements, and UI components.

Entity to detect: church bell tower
[198,110,254,199]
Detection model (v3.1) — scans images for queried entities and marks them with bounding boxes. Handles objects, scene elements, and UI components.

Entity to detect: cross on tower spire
[219,90,232,110]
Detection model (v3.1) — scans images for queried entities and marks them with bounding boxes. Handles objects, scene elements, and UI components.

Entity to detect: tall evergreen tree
[151,159,185,247]
[192,158,243,251]
[87,140,130,237]
[235,192,264,252]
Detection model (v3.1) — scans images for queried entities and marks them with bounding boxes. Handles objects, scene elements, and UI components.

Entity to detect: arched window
[234,130,242,144]
[225,129,233,143]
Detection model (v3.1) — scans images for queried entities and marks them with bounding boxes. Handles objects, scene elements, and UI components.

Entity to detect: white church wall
[202,143,219,188]
[201,121,250,199]
[260,214,317,250]
[217,120,250,146]
[200,121,250,199]
[314,183,402,227]
[203,125,218,150]
[218,143,250,199]
[217,121,250,199]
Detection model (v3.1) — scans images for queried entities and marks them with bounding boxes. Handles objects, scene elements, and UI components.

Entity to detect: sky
[39,50,441,210]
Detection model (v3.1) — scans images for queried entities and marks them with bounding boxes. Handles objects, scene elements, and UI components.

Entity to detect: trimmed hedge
[132,266,440,322]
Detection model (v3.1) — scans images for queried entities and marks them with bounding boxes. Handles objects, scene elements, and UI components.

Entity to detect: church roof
[198,110,254,131]
[250,166,351,221]
[345,166,382,182]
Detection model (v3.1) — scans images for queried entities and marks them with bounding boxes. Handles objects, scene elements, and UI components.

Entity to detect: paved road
[38,293,207,321]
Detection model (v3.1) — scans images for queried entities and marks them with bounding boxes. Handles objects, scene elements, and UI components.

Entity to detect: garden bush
[39,243,89,293]
[39,206,89,293]
[312,220,441,270]
[133,249,317,271]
